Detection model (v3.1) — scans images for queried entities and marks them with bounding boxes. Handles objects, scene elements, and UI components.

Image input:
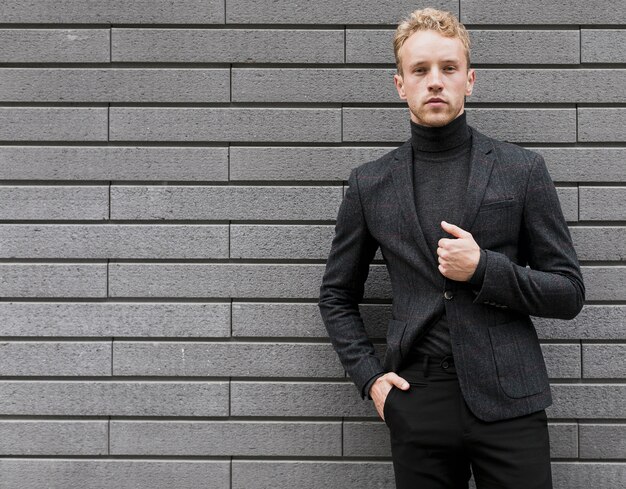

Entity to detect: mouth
[426,98,446,105]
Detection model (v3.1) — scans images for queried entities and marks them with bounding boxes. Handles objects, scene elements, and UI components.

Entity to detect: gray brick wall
[0,1,623,488]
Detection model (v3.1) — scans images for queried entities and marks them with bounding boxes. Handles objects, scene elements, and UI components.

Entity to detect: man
[318,8,585,489]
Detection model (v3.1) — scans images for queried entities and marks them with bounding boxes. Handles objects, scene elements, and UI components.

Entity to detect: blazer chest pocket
[488,318,549,399]
[473,198,517,245]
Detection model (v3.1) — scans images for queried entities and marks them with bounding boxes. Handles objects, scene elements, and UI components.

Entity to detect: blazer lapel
[458,128,496,233]
[391,139,437,269]
[390,127,496,270]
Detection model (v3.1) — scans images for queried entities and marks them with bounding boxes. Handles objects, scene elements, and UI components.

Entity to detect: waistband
[400,354,455,377]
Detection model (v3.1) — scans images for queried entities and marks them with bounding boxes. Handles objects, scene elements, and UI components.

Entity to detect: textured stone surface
[0,29,110,62]
[226,0,457,24]
[0,224,229,259]
[0,69,229,103]
[110,186,342,220]
[583,344,626,378]
[461,0,626,24]
[0,108,107,141]
[0,186,108,220]
[109,108,342,142]
[0,421,107,455]
[0,459,229,489]
[113,342,344,377]
[113,29,344,63]
[0,342,110,376]
[0,0,225,23]
[580,187,626,221]
[0,264,107,298]
[0,146,228,181]
[110,420,341,456]
[0,302,230,337]
[0,381,228,416]
[579,424,626,459]
[582,29,626,63]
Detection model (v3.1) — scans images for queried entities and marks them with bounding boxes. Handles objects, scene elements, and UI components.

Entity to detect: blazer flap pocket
[479,197,515,211]
[488,318,548,399]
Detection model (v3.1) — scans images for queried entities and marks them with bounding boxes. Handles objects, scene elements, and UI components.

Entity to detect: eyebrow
[409,59,461,68]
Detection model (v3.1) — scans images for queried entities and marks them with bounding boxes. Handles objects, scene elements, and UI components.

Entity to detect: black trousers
[383,355,553,489]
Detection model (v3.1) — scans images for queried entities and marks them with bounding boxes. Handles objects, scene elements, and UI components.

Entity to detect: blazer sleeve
[318,167,385,400]
[471,153,585,319]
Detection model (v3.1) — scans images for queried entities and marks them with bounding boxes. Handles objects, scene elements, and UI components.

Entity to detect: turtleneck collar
[410,111,471,154]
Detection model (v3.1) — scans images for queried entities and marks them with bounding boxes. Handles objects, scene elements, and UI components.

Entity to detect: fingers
[385,372,409,390]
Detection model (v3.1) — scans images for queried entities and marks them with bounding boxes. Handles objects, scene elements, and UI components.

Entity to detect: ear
[394,73,407,100]
[465,68,476,97]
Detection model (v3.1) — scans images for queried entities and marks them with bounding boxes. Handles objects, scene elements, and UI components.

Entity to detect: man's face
[394,30,475,127]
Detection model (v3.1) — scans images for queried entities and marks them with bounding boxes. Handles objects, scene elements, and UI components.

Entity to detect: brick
[229,146,392,181]
[113,28,343,63]
[231,224,336,259]
[583,344,626,378]
[113,342,344,377]
[582,29,626,63]
[343,108,576,143]
[0,108,107,141]
[579,108,626,142]
[109,108,342,142]
[0,264,107,298]
[231,302,390,338]
[570,227,626,261]
[110,186,342,220]
[548,384,626,418]
[552,462,626,489]
[579,424,626,459]
[232,381,375,417]
[0,29,109,63]
[0,381,228,416]
[582,266,626,301]
[0,146,228,181]
[346,29,580,64]
[0,186,108,220]
[109,263,391,299]
[0,302,230,337]
[0,69,229,103]
[0,224,229,259]
[532,148,626,182]
[0,342,111,376]
[0,420,107,455]
[0,460,229,489]
[461,0,626,24]
[554,187,578,222]
[541,343,580,379]
[0,0,224,23]
[472,70,626,103]
[535,305,626,340]
[226,0,457,24]
[232,461,394,489]
[110,420,341,456]
[580,187,626,220]
[232,68,396,103]
[343,421,577,458]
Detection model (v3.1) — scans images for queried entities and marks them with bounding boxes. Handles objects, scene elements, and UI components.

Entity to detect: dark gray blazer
[318,126,585,422]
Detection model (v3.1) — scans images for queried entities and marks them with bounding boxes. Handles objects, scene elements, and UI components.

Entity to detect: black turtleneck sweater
[364,111,487,399]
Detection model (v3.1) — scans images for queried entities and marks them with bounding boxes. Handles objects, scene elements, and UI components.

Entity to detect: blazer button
[444,290,454,300]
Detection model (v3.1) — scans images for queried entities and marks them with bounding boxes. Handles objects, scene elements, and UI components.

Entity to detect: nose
[427,68,444,90]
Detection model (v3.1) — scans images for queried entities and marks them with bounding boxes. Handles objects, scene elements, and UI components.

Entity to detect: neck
[410,111,471,153]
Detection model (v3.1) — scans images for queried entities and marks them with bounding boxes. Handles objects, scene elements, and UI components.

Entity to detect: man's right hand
[370,372,410,421]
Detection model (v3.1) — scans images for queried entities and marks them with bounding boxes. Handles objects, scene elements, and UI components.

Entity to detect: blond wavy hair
[393,8,471,75]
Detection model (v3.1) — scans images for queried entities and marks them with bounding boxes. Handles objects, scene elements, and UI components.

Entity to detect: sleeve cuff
[363,372,385,400]
[468,248,487,287]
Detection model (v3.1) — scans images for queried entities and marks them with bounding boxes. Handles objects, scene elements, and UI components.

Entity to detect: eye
[444,66,456,72]
[415,67,426,74]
